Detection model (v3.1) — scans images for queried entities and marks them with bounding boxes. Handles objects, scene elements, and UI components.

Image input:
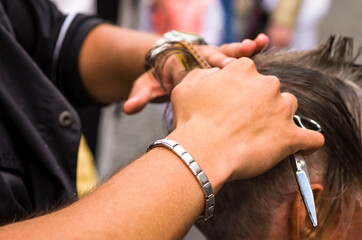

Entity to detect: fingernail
[256,33,267,40]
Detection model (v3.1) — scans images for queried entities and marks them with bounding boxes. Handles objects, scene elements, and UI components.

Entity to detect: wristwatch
[145,30,208,71]
[149,30,207,59]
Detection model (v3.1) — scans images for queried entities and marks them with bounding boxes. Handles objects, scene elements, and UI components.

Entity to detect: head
[195,36,362,240]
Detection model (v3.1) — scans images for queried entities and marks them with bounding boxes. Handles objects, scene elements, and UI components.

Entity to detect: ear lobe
[290,183,323,240]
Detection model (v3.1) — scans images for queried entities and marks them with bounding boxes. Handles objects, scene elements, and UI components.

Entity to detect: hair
[194,36,362,240]
[149,36,362,239]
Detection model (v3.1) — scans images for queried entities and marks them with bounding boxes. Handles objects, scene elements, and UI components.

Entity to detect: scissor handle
[293,115,322,132]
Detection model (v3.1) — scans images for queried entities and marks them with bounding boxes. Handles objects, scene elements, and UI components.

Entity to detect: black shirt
[0,0,103,224]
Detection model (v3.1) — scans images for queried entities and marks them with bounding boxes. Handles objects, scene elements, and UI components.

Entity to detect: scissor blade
[295,170,318,227]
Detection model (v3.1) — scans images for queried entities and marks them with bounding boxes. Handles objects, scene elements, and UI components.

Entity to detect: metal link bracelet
[147,139,215,221]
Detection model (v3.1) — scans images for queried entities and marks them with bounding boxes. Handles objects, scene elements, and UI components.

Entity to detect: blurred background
[319,0,362,63]
[50,0,361,239]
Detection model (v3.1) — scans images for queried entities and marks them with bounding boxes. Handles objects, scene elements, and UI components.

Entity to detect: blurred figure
[263,0,301,49]
[264,0,331,50]
[139,0,225,45]
[241,0,331,50]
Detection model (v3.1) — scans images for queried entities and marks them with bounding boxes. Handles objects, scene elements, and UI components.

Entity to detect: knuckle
[183,68,201,81]
[280,98,293,114]
[188,68,204,78]
[239,57,256,69]
[288,92,298,105]
[283,92,298,106]
[265,75,281,91]
[280,92,298,115]
[171,83,183,99]
[207,52,224,66]
[233,57,258,74]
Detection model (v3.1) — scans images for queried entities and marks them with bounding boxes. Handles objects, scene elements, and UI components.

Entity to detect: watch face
[166,30,206,45]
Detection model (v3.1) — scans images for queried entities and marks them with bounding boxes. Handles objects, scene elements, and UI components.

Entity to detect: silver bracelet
[147,139,215,221]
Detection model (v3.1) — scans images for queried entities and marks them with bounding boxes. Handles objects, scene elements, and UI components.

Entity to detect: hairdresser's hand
[167,58,324,190]
[123,34,269,114]
[195,33,269,67]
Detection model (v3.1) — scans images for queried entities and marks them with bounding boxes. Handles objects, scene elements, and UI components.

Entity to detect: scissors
[290,115,322,227]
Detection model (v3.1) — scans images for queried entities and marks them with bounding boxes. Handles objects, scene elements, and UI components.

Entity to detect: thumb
[123,71,167,115]
[294,128,325,155]
[123,72,153,115]
[123,95,148,115]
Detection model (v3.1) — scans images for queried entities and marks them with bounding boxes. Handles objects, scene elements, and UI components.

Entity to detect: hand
[195,33,269,67]
[123,34,269,114]
[167,58,324,188]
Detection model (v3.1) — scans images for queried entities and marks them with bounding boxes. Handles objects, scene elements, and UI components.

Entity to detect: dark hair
[194,36,362,240]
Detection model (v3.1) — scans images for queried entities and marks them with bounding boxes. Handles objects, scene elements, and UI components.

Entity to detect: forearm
[0,135,227,239]
[0,57,325,240]
[79,24,160,103]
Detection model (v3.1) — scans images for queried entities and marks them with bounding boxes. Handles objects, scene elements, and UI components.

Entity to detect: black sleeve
[2,0,105,106]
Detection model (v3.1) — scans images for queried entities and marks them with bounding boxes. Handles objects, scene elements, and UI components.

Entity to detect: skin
[121,33,270,114]
[0,59,324,239]
[79,25,160,104]
[0,25,324,239]
[268,118,362,240]
[79,24,269,109]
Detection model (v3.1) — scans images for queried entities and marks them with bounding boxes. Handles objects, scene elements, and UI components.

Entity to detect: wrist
[166,126,233,193]
[145,30,207,71]
[147,138,215,221]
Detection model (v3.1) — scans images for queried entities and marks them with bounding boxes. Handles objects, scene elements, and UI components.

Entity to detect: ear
[290,183,323,240]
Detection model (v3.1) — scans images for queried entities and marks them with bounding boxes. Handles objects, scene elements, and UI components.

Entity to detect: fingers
[219,40,257,59]
[280,91,324,155]
[254,33,269,52]
[123,74,152,115]
[196,38,261,68]
[293,127,325,155]
[280,92,324,155]
[195,34,269,69]
[218,33,269,60]
[123,71,167,115]
[281,92,298,115]
[123,87,167,115]
[221,57,258,76]
[123,67,220,115]
[123,95,147,115]
[195,45,235,68]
